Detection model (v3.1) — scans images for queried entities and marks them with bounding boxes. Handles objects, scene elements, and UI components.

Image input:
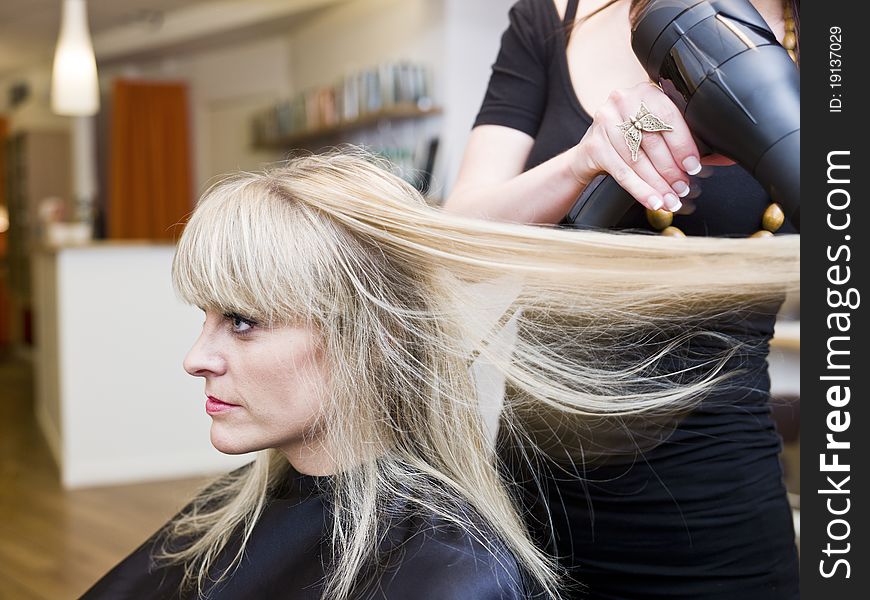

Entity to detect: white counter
[33,243,250,489]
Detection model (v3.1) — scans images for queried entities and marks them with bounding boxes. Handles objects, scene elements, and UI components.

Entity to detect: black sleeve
[473,0,551,138]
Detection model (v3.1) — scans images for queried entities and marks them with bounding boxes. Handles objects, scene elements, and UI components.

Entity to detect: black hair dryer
[563,0,800,231]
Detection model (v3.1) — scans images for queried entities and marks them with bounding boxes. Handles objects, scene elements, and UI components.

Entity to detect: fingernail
[682,157,702,175]
[648,195,664,210]
[663,193,682,212]
[673,181,690,197]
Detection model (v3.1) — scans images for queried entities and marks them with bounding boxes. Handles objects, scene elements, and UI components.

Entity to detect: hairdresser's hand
[569,82,701,212]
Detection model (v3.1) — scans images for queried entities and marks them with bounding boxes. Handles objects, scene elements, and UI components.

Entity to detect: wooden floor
[0,354,211,599]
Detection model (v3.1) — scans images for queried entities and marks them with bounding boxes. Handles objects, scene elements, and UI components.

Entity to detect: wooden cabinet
[3,130,70,348]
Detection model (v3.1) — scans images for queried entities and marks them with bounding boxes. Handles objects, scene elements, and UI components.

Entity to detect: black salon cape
[79,468,528,600]
[476,1,799,598]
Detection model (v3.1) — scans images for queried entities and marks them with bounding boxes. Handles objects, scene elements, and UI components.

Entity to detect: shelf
[253,104,442,150]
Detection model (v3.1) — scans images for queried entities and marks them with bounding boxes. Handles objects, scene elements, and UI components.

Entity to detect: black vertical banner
[802,1,868,597]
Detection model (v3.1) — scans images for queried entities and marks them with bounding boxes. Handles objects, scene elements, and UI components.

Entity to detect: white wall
[184,38,294,191]
[280,0,514,196]
[286,0,444,93]
[438,0,514,194]
[97,0,446,193]
[100,36,292,194]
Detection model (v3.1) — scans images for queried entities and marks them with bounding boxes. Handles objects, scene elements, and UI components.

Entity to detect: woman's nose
[183,331,226,377]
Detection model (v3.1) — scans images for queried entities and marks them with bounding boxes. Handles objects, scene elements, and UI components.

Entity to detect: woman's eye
[226,313,256,334]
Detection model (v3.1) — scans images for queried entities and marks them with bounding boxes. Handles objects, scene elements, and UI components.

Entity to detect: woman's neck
[280,440,337,476]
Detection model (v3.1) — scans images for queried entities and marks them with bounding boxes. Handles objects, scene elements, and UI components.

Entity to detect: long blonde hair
[165,149,798,599]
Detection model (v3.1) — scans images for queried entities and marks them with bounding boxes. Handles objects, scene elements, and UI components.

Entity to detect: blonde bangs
[172,173,340,326]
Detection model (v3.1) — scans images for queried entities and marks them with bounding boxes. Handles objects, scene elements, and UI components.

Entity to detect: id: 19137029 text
[829,26,843,113]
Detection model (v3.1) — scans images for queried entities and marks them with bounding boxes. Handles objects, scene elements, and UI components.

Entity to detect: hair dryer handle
[560,174,636,229]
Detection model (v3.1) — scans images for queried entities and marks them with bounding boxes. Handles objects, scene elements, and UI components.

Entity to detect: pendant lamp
[51,0,100,116]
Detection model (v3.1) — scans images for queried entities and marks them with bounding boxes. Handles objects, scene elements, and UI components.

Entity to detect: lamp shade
[51,0,100,116]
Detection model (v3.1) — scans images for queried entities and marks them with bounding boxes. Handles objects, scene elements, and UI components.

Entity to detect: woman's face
[183,310,331,473]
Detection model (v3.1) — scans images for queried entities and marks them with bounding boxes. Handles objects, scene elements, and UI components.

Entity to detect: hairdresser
[444,0,799,598]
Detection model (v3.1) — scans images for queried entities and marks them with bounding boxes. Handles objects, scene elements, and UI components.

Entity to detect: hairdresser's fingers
[577,123,668,211]
[604,148,672,212]
[607,131,681,211]
[636,130,690,206]
[631,83,703,178]
[596,105,680,211]
[609,85,696,204]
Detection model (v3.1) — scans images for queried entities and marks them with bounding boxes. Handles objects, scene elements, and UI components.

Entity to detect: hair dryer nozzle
[633,0,800,229]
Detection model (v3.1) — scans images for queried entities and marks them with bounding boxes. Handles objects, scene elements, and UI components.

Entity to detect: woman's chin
[210,427,256,455]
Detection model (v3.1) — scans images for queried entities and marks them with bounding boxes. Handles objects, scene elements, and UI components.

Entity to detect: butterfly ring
[617,102,674,162]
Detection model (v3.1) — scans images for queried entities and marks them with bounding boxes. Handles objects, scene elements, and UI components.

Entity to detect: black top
[475,1,798,598]
[475,0,797,237]
[79,466,527,600]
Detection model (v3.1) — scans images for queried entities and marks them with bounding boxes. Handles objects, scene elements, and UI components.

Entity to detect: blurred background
[0,0,799,597]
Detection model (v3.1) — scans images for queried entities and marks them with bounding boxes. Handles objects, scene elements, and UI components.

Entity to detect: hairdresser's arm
[443,125,580,225]
[445,83,703,225]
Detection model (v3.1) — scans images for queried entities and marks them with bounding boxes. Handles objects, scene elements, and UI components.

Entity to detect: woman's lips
[206,396,240,415]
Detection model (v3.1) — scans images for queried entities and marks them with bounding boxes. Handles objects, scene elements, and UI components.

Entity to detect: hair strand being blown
[164,149,798,599]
